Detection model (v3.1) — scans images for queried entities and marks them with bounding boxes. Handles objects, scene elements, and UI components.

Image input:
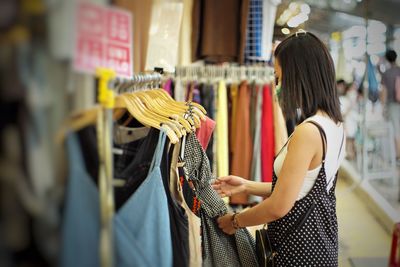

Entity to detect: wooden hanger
[137,90,193,132]
[145,89,197,127]
[56,92,180,144]
[122,93,182,140]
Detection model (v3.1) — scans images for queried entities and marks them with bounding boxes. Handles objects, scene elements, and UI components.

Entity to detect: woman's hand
[217,213,236,235]
[211,175,247,198]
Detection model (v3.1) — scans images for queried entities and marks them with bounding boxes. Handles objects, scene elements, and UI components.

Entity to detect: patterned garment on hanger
[183,133,258,267]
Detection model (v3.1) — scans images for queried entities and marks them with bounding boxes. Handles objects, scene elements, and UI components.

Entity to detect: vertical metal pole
[361,0,370,182]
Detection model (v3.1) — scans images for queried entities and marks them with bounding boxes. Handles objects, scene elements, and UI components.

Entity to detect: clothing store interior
[0,0,400,266]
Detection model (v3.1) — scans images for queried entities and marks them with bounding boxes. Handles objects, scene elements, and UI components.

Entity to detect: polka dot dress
[267,122,339,267]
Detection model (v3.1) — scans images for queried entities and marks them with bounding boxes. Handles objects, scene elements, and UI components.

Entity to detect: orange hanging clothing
[230,81,253,204]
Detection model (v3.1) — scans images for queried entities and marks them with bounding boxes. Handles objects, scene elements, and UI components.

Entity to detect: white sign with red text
[73,2,133,77]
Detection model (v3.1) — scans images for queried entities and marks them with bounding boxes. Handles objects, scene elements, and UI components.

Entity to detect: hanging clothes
[199,83,216,169]
[261,84,274,183]
[178,0,194,65]
[61,133,101,267]
[191,0,250,63]
[170,142,203,267]
[216,80,229,177]
[160,142,189,267]
[186,82,201,103]
[229,83,239,159]
[61,129,174,267]
[249,85,264,203]
[183,133,258,267]
[170,66,281,194]
[113,131,173,267]
[116,126,189,267]
[250,83,259,140]
[114,126,159,209]
[163,78,173,96]
[230,81,253,204]
[196,116,216,151]
[175,77,186,102]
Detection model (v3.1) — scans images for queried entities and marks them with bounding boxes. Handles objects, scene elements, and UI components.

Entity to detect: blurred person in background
[338,80,359,160]
[381,50,400,165]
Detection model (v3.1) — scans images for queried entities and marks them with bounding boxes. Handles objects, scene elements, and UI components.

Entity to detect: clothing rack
[113,72,163,92]
[174,65,274,82]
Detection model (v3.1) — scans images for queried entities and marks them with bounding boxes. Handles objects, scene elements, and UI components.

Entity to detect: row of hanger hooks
[174,65,274,82]
[110,64,274,93]
[112,72,163,93]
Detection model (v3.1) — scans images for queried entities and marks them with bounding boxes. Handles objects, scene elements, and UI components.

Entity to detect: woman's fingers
[212,186,230,198]
[217,176,231,182]
[211,183,220,190]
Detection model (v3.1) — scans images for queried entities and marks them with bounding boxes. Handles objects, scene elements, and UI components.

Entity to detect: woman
[212,31,346,266]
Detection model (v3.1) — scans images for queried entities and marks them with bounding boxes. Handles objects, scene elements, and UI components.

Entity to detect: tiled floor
[337,176,392,267]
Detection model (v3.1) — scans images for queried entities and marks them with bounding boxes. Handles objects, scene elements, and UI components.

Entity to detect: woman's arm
[218,123,322,233]
[212,176,272,198]
[244,180,272,198]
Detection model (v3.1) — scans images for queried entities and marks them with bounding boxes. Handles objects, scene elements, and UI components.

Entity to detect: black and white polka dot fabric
[267,121,339,267]
[183,134,258,267]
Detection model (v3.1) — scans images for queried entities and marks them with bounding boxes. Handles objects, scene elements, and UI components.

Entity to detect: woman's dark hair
[274,32,343,123]
[385,50,397,63]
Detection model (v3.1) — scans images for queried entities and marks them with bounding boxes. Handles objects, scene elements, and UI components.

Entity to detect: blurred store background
[0,0,399,266]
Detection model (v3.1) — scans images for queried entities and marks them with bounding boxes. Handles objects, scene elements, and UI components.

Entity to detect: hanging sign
[73,2,133,77]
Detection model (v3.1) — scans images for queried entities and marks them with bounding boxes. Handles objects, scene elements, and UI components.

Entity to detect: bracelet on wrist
[231,212,243,229]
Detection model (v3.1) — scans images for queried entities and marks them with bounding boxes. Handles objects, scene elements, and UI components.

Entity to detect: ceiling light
[287,12,309,28]
[289,2,298,11]
[300,4,311,14]
[287,17,301,28]
[281,28,290,35]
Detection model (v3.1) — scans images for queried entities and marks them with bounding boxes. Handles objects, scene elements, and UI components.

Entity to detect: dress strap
[306,121,327,164]
[275,132,294,159]
[149,128,167,171]
[66,132,86,173]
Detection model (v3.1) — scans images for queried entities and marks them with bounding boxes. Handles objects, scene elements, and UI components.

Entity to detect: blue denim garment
[113,131,172,267]
[60,133,100,267]
[61,131,172,267]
